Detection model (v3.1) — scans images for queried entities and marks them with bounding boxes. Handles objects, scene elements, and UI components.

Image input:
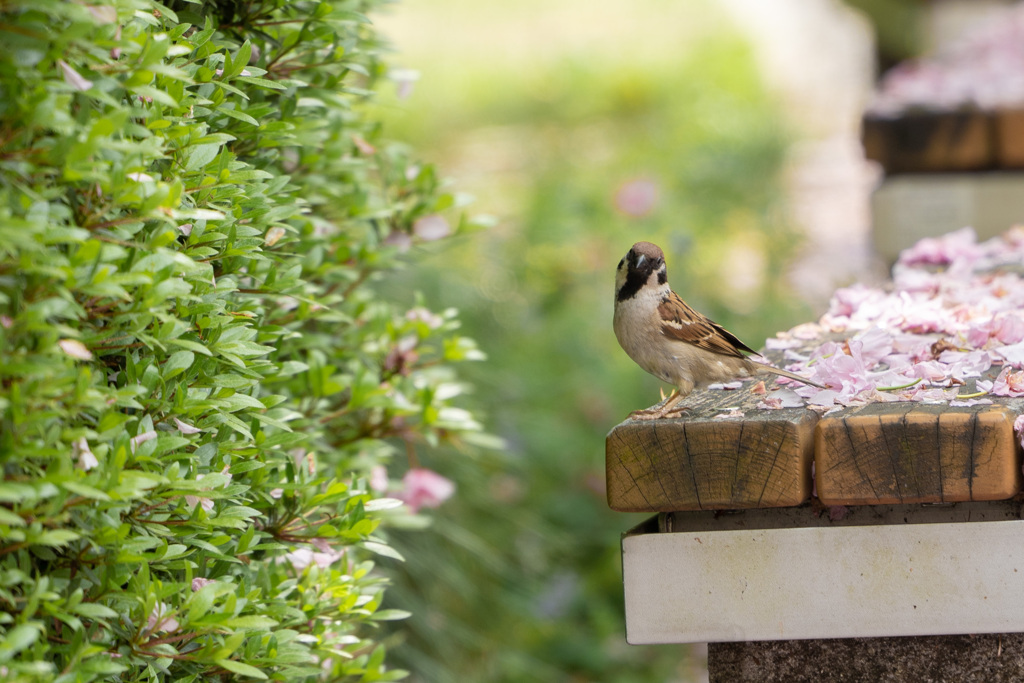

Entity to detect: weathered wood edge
[815,398,1024,506]
[605,378,820,512]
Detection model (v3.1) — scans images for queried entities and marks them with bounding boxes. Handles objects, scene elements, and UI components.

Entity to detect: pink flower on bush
[613,177,659,217]
[283,539,345,572]
[369,465,389,493]
[398,468,455,513]
[185,466,232,512]
[191,577,213,591]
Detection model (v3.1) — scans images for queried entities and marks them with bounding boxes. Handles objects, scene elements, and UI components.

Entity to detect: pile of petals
[868,5,1024,114]
[759,227,1024,412]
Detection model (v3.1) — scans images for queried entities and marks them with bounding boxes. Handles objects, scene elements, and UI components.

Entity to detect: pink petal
[58,60,93,91]
[995,341,1024,368]
[129,430,157,452]
[185,495,214,512]
[86,5,117,23]
[1015,415,1024,450]
[59,339,93,360]
[173,418,202,435]
[412,215,450,241]
[146,603,179,634]
[385,231,412,252]
[73,437,98,471]
[369,465,389,493]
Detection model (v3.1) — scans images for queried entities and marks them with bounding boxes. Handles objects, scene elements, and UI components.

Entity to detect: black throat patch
[616,269,647,302]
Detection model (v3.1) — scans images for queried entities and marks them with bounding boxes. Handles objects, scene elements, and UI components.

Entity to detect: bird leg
[628,390,688,420]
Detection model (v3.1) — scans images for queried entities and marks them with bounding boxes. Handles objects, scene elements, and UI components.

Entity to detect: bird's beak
[635,254,646,269]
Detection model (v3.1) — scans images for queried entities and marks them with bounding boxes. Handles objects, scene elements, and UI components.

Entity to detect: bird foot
[628,404,688,420]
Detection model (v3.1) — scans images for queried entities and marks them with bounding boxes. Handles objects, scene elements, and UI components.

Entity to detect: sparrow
[613,241,823,419]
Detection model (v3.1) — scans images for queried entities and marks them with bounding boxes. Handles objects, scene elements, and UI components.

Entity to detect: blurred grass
[369,1,816,680]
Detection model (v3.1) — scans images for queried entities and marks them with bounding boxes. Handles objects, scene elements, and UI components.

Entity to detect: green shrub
[0,1,485,680]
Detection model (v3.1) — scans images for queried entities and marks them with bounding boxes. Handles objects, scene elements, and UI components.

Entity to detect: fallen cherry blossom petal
[807,389,839,406]
[949,398,993,407]
[898,227,981,267]
[756,397,783,410]
[992,366,1024,396]
[995,341,1024,368]
[1015,414,1024,450]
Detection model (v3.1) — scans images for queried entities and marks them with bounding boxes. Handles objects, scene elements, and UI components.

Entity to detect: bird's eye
[618,258,624,268]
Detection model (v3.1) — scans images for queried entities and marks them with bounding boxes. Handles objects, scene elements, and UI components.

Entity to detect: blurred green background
[368,0,817,680]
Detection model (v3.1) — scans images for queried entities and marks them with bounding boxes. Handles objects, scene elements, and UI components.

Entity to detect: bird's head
[615,241,668,302]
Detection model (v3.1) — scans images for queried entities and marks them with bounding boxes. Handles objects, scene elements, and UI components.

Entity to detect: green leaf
[61,481,111,501]
[370,609,411,621]
[233,76,287,90]
[168,338,213,356]
[0,623,41,660]
[71,602,119,619]
[184,143,221,171]
[215,659,268,679]
[361,541,405,562]
[35,529,80,546]
[223,615,278,629]
[217,106,259,126]
[164,350,195,380]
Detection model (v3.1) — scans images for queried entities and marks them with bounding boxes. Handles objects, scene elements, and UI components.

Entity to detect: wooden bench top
[607,229,1024,512]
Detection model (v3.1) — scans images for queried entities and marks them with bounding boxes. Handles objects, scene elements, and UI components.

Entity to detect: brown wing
[657,291,757,358]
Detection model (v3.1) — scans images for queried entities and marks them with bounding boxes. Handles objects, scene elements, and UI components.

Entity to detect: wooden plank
[622,503,1024,644]
[815,403,1021,506]
[862,111,993,174]
[606,387,817,512]
[994,108,1024,168]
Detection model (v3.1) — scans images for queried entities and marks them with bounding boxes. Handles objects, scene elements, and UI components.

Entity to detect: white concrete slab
[624,513,1024,644]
